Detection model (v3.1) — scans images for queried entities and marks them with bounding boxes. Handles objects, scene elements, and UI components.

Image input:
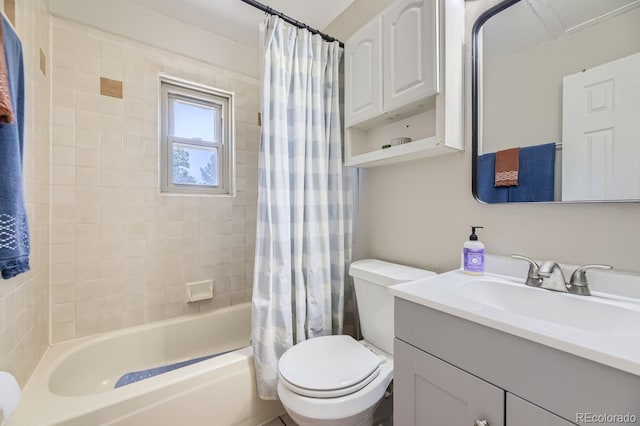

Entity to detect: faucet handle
[569,264,613,295]
[510,254,542,287]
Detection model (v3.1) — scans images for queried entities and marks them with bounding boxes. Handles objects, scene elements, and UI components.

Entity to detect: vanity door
[394,338,504,426]
[507,393,576,426]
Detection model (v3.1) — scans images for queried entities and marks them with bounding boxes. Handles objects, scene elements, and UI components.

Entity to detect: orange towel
[494,147,520,187]
[0,19,14,124]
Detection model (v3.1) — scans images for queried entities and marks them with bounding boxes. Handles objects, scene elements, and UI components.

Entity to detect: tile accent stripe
[100,77,123,98]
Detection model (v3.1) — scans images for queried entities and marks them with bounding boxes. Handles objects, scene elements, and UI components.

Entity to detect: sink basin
[454,279,640,335]
[388,255,640,376]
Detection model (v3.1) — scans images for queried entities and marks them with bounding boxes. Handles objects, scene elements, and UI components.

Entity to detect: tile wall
[0,0,51,386]
[50,18,260,342]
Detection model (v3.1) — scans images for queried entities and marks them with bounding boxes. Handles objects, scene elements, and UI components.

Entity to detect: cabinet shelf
[346,136,461,168]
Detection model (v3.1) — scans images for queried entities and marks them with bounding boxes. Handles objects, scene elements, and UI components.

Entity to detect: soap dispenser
[463,226,485,275]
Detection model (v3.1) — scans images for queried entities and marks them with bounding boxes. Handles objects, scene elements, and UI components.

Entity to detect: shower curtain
[252,16,352,400]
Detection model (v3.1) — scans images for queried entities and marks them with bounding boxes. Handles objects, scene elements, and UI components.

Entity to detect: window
[160,78,234,195]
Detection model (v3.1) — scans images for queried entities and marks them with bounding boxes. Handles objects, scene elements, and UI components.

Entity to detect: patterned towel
[0,14,29,279]
[0,19,13,124]
[494,147,520,187]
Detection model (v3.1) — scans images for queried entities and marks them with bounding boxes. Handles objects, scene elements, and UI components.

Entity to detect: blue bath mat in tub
[115,349,238,388]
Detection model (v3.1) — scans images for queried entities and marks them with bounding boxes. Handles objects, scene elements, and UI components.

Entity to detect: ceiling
[52,0,354,48]
[127,0,354,47]
[483,0,640,61]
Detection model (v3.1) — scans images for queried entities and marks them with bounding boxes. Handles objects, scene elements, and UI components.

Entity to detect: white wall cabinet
[345,17,383,127]
[383,0,439,112]
[344,0,464,168]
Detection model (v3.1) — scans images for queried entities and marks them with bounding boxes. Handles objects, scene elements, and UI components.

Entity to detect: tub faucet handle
[510,254,542,287]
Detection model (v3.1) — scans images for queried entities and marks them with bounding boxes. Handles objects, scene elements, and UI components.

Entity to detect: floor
[263,413,296,426]
[262,394,394,426]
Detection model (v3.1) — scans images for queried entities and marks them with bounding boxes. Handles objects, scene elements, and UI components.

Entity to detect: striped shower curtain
[252,16,352,400]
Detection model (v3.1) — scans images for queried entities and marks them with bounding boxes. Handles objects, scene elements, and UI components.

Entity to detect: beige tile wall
[50,18,260,342]
[0,0,51,386]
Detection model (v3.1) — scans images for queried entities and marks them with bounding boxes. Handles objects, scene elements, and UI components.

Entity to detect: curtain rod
[240,0,345,48]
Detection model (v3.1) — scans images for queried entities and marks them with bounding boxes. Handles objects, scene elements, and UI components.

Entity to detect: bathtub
[8,303,283,426]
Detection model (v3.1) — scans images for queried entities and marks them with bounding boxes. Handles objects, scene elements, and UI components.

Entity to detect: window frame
[159,76,235,196]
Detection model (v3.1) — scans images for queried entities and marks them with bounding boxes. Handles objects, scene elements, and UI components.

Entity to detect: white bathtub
[8,303,283,426]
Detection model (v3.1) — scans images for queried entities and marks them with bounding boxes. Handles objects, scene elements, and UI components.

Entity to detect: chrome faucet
[510,254,613,296]
[538,261,570,292]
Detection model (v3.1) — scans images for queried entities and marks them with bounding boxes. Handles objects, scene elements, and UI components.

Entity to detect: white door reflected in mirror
[562,52,640,201]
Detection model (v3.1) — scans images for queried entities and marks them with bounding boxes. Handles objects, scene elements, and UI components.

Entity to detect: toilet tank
[349,259,436,355]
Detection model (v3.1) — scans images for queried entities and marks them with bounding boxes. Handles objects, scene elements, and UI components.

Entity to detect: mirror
[472,0,640,203]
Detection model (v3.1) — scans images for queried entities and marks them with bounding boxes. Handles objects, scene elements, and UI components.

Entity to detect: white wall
[326,0,640,274]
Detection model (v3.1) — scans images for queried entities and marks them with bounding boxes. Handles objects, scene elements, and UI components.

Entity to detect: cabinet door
[394,339,504,426]
[345,16,383,127]
[383,0,439,112]
[507,394,576,426]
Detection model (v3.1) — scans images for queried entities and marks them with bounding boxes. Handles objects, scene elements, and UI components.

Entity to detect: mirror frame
[472,0,521,203]
[470,0,640,204]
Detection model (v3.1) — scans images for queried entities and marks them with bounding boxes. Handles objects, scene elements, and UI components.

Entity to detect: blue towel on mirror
[477,143,556,203]
[508,143,556,202]
[0,16,29,279]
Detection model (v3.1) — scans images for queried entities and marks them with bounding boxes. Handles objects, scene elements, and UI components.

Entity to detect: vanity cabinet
[344,0,464,168]
[395,339,504,426]
[395,337,575,426]
[394,298,640,426]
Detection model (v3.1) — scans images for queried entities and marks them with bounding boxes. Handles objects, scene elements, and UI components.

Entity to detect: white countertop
[389,255,640,377]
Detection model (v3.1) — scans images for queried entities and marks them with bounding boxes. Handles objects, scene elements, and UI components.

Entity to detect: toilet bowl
[277,259,435,426]
[277,335,392,426]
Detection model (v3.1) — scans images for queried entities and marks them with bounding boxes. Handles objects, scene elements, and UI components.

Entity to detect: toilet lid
[278,335,383,396]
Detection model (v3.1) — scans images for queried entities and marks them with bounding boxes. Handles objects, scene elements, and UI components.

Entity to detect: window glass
[171,98,220,142]
[172,144,219,186]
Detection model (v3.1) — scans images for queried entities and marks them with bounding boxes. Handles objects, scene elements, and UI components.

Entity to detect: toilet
[277,259,436,426]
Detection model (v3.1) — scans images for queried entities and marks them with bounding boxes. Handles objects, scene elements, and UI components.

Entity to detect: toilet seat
[279,368,380,398]
[278,335,384,398]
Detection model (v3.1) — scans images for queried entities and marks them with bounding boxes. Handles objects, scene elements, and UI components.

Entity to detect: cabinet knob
[474,421,489,426]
